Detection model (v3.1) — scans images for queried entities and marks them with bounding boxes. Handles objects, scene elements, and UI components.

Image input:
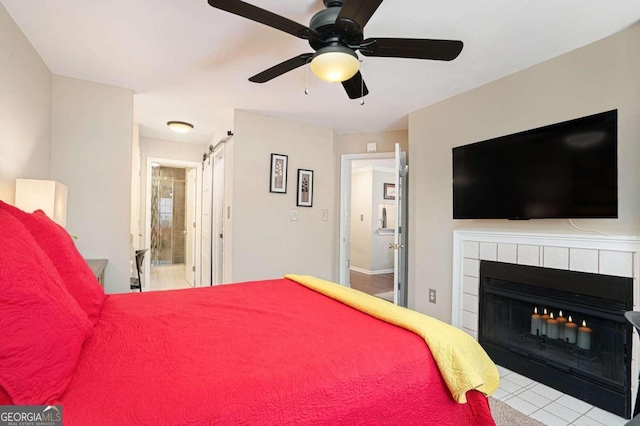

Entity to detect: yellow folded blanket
[285,274,499,403]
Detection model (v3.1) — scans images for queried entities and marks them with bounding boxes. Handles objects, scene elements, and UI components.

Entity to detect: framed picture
[383,183,396,200]
[269,154,288,193]
[296,169,314,207]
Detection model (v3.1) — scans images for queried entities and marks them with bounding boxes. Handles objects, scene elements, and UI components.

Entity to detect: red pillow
[0,201,105,324]
[0,386,11,405]
[0,210,93,404]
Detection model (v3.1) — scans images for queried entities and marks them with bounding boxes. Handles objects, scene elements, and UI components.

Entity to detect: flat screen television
[452,110,618,220]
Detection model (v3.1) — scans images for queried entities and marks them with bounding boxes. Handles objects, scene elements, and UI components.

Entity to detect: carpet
[489,397,544,426]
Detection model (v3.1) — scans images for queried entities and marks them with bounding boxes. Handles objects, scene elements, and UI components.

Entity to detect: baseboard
[350,266,393,275]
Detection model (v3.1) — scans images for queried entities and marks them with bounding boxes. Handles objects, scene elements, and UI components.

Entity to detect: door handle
[389,244,405,250]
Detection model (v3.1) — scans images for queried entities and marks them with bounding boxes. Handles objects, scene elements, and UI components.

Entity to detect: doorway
[339,146,408,306]
[144,158,202,291]
[149,166,191,290]
[348,158,395,301]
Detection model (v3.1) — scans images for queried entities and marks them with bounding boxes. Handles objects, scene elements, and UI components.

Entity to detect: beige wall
[335,130,409,156]
[408,23,640,323]
[51,76,134,294]
[371,169,395,271]
[350,171,372,271]
[230,110,335,282]
[350,167,395,273]
[0,3,52,203]
[139,136,207,164]
[130,124,141,251]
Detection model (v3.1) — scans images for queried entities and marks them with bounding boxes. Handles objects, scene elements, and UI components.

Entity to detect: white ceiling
[3,1,639,144]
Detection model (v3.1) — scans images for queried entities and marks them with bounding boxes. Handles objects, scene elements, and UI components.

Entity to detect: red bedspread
[59,278,494,425]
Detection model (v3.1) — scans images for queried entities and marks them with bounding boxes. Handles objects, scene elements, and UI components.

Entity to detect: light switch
[321,209,328,221]
[290,209,298,221]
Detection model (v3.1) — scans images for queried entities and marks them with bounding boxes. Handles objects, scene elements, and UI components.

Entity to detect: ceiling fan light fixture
[310,46,360,83]
[167,121,194,133]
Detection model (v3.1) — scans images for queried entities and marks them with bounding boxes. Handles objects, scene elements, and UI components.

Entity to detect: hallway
[149,264,192,291]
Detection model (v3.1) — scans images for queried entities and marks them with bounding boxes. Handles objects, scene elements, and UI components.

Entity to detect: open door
[392,143,408,307]
[339,163,352,287]
[211,146,225,285]
[185,168,197,286]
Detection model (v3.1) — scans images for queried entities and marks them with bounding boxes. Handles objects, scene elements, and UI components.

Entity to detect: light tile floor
[149,264,193,291]
[495,364,629,426]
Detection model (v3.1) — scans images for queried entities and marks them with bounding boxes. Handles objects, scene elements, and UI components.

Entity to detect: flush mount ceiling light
[167,121,194,133]
[310,45,360,83]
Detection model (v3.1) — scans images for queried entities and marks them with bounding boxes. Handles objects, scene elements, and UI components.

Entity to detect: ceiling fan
[207,0,463,99]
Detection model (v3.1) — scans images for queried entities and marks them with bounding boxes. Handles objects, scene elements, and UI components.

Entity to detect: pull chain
[359,60,365,105]
[305,59,310,95]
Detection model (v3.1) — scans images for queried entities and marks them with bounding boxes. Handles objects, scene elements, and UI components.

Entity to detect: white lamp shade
[310,48,360,83]
[15,179,68,227]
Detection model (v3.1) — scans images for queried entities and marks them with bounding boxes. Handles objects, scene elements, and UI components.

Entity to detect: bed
[0,201,498,425]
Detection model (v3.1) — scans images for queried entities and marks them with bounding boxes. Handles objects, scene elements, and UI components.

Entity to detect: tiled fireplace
[452,230,640,418]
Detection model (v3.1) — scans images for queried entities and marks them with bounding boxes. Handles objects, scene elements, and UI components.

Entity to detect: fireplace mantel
[451,229,640,413]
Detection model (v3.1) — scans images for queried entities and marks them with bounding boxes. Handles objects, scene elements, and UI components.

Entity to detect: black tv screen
[452,110,618,220]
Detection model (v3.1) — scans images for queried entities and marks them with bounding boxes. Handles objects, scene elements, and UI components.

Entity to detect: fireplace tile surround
[452,230,640,418]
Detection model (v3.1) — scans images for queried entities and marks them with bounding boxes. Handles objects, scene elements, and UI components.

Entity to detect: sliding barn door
[201,158,213,286]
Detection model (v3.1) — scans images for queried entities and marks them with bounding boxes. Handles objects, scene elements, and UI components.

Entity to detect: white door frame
[144,158,202,291]
[185,168,197,286]
[339,152,396,286]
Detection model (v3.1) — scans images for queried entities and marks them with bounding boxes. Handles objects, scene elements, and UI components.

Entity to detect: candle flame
[559,310,563,317]
[550,312,554,319]
[568,316,573,322]
[543,308,548,315]
[534,307,538,314]
[582,320,587,327]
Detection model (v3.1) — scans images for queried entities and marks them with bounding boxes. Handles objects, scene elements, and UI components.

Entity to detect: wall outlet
[428,289,437,304]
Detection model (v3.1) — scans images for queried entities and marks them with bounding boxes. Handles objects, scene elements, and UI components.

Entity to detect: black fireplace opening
[478,261,633,418]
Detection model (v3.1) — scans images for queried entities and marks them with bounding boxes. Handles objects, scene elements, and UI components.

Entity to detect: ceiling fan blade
[360,38,463,61]
[249,53,314,83]
[342,71,369,99]
[207,0,317,40]
[336,0,384,33]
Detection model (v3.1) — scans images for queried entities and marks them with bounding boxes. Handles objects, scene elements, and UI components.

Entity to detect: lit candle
[531,307,541,335]
[564,316,578,344]
[540,308,550,335]
[546,312,559,339]
[556,310,567,340]
[577,320,592,350]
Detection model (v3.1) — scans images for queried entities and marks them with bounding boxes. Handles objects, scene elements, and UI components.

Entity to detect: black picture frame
[269,154,288,193]
[296,169,314,207]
